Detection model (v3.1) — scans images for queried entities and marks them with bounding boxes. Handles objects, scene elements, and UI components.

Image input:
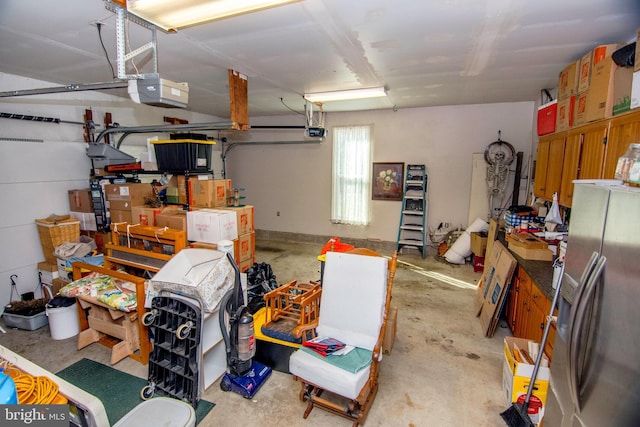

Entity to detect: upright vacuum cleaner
[219,252,272,398]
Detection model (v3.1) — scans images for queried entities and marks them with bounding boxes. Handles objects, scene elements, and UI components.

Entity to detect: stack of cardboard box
[555,41,636,131]
[55,176,256,274]
[104,183,155,224]
[160,176,255,271]
[188,205,255,272]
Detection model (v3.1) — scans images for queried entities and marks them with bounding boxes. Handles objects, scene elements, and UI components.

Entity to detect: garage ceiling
[0,0,638,118]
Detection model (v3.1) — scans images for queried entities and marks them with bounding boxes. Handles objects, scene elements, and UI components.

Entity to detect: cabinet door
[578,121,609,179]
[533,138,550,199]
[514,266,532,338]
[545,135,566,200]
[527,302,546,344]
[506,275,519,333]
[604,111,640,179]
[559,132,582,207]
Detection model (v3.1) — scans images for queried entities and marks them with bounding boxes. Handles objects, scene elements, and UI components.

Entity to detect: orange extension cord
[3,365,66,404]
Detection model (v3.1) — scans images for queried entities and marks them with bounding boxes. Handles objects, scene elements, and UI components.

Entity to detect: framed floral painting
[372,162,404,201]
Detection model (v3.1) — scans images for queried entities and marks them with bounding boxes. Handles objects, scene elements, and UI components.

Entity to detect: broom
[500,266,563,427]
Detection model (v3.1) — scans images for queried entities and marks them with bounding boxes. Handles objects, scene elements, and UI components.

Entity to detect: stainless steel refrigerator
[545,181,640,426]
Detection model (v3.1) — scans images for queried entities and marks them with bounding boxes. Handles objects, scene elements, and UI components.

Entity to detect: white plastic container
[217,239,234,255]
[46,302,79,340]
[113,396,196,427]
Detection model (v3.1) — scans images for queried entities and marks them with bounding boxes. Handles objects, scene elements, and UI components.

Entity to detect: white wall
[225,102,536,243]
[0,71,536,309]
[0,72,222,307]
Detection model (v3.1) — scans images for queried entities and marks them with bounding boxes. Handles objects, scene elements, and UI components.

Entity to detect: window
[331,125,371,225]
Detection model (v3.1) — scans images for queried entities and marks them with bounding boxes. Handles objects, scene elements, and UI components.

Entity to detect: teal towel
[301,345,372,373]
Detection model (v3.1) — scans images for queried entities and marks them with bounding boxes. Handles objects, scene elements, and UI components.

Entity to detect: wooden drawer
[530,282,549,313]
[517,266,532,295]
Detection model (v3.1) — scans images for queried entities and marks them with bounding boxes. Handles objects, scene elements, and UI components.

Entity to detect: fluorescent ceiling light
[125,0,300,31]
[304,87,387,103]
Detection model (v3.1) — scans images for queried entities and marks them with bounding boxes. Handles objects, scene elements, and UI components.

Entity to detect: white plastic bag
[545,192,562,231]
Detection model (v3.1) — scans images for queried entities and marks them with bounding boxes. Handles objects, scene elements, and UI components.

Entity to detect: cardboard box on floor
[470,231,488,256]
[502,336,550,426]
[474,240,517,337]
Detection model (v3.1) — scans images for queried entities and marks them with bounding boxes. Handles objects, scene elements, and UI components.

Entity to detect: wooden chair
[262,280,322,343]
[289,250,398,426]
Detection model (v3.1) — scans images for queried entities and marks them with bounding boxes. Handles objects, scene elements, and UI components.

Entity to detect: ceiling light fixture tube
[125,0,300,31]
[304,86,387,103]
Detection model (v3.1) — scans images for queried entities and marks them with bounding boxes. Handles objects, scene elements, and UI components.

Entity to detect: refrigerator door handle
[566,251,600,410]
[569,255,606,413]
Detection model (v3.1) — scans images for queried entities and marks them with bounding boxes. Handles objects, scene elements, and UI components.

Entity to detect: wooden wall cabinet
[604,113,640,178]
[535,110,640,208]
[558,132,582,206]
[577,121,608,179]
[533,138,550,199]
[534,134,566,201]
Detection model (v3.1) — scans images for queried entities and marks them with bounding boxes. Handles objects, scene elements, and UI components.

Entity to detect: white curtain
[331,125,371,226]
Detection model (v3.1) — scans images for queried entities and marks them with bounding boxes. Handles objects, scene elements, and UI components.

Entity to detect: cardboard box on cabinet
[635,28,640,72]
[586,57,633,122]
[631,71,640,110]
[612,65,634,115]
[558,60,579,100]
[574,91,588,126]
[578,44,621,93]
[556,95,575,131]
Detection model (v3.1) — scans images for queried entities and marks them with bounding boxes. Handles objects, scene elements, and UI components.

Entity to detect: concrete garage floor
[1,239,511,427]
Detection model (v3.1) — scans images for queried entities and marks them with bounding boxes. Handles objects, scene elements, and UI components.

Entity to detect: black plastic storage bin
[152,137,215,172]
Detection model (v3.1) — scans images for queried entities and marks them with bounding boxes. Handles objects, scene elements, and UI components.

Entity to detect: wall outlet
[276,211,280,216]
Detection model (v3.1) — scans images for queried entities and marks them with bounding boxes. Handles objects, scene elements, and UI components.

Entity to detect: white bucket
[46,303,80,340]
[217,239,234,255]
